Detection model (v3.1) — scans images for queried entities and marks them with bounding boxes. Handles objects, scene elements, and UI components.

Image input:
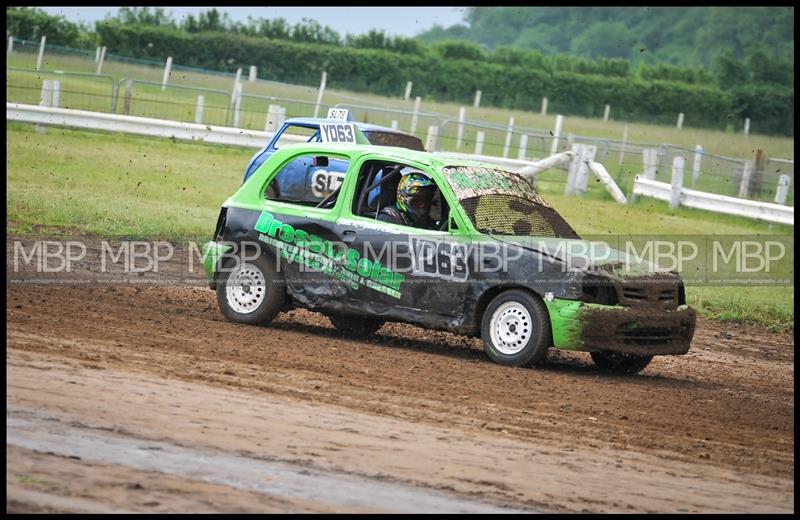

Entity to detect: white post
[425,125,439,151]
[676,112,684,130]
[588,162,627,204]
[96,46,106,75]
[249,65,257,82]
[266,104,280,132]
[456,106,465,149]
[410,96,421,134]
[95,46,100,62]
[738,160,754,198]
[565,144,584,196]
[550,114,564,155]
[518,134,528,161]
[575,145,597,194]
[195,95,205,124]
[475,131,485,155]
[502,117,514,158]
[603,104,611,122]
[670,156,685,209]
[7,36,13,54]
[161,56,173,91]
[233,83,243,128]
[774,174,791,205]
[744,118,750,136]
[643,148,658,180]
[50,79,60,108]
[36,35,46,70]
[36,80,54,133]
[390,120,398,130]
[692,145,703,185]
[313,70,327,118]
[473,89,481,108]
[618,123,629,166]
[403,81,412,100]
[540,97,548,116]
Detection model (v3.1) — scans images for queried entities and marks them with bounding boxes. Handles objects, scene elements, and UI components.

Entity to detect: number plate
[319,123,357,144]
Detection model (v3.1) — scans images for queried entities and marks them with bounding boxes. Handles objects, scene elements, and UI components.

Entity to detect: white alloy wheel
[489,301,533,355]
[225,262,266,314]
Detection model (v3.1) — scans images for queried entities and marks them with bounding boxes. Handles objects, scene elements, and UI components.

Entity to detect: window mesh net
[460,194,580,238]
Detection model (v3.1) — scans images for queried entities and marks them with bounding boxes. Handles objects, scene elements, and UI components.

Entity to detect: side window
[352,161,450,231]
[272,126,320,150]
[264,153,349,208]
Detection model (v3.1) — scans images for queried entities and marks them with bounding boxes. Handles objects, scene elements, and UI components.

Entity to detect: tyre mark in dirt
[6,283,794,482]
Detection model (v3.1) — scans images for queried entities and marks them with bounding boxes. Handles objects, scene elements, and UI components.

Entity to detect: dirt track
[6,236,795,512]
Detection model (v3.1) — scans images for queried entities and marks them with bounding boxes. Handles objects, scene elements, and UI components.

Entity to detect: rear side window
[264,153,350,208]
[273,126,319,150]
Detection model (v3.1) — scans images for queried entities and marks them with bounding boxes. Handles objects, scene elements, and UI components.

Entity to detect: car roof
[284,117,409,134]
[283,142,505,172]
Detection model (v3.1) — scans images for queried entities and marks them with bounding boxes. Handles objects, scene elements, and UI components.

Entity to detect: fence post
[575,145,597,195]
[8,35,14,54]
[738,160,753,198]
[110,80,119,112]
[676,112,684,130]
[565,133,574,151]
[618,123,629,166]
[36,36,46,70]
[565,144,584,195]
[691,145,703,185]
[403,81,412,100]
[51,79,61,108]
[550,114,564,155]
[123,79,133,116]
[540,96,547,116]
[744,118,750,136]
[749,149,765,197]
[502,117,514,158]
[95,46,100,63]
[390,120,398,130]
[425,125,439,151]
[161,56,173,91]
[774,174,791,205]
[36,80,54,133]
[410,96,421,135]
[456,106,465,149]
[643,148,658,180]
[475,131,485,155]
[313,70,327,118]
[603,104,610,122]
[518,134,528,160]
[266,104,285,132]
[473,89,481,108]
[670,156,685,209]
[194,95,205,124]
[96,46,106,75]
[249,65,257,82]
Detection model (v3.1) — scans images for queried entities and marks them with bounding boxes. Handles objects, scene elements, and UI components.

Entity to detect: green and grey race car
[202,140,696,374]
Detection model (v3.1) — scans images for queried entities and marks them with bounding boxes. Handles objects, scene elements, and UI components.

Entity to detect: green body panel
[201,241,233,280]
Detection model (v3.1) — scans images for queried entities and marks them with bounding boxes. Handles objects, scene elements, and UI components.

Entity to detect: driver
[377,171,437,229]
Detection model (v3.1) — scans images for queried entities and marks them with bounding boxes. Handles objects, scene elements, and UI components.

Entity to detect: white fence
[633,177,794,226]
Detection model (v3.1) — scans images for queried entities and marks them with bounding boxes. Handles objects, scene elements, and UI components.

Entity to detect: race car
[241,112,424,199]
[203,141,696,374]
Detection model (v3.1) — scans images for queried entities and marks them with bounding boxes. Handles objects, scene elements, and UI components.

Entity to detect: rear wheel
[216,253,285,326]
[328,315,385,337]
[481,290,551,367]
[590,352,653,374]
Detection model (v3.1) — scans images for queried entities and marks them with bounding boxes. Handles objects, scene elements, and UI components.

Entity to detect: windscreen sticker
[327,108,350,120]
[319,123,357,144]
[443,165,549,206]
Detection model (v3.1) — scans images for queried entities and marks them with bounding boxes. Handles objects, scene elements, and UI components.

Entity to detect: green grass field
[6,123,793,330]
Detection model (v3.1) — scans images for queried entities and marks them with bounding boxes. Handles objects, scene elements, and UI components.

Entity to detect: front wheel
[328,315,385,337]
[590,352,653,374]
[481,290,551,367]
[216,253,285,326]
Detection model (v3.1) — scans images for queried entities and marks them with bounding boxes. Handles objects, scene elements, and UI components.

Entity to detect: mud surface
[6,235,795,512]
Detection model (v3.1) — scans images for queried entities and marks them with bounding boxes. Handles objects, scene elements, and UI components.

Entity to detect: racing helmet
[396,170,436,225]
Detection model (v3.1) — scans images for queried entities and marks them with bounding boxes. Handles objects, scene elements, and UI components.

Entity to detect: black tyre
[481,290,551,367]
[328,314,385,336]
[216,253,285,326]
[590,352,653,375]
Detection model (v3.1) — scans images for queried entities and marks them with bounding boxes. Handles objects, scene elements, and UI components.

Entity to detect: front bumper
[546,299,696,355]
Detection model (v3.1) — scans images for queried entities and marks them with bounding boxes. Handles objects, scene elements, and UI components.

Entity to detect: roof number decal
[319,123,357,145]
[327,108,350,120]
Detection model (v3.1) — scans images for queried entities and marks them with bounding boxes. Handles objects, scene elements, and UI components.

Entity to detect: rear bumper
[547,299,696,355]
